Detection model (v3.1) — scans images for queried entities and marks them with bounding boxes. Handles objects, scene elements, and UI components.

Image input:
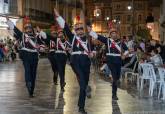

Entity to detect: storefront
[0,16,20,41]
[0,0,21,41]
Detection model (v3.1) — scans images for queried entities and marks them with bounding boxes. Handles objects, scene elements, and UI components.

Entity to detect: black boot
[61,87,65,92]
[29,93,34,98]
[112,80,118,100]
[79,108,87,114]
[112,95,118,100]
[53,74,58,85]
[61,82,66,92]
[86,86,92,99]
[26,82,34,98]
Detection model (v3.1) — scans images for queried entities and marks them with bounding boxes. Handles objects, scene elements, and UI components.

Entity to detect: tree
[136,29,152,41]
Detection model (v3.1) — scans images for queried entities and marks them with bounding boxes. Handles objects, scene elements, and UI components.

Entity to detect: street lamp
[94,7,101,33]
[94,8,101,17]
[127,6,132,10]
[112,19,116,23]
[127,0,135,36]
[96,13,100,17]
[106,17,110,21]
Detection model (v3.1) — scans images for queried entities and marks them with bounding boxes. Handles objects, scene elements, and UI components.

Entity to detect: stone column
[17,0,23,16]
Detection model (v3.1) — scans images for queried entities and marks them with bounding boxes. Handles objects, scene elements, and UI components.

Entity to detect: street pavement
[0,59,165,114]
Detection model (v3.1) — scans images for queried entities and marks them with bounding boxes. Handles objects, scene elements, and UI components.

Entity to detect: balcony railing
[25,8,54,23]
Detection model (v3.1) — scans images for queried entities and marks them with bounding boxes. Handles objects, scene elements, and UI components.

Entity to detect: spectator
[137,46,144,63]
[0,45,4,62]
[160,44,165,63]
[139,39,145,52]
[11,49,16,61]
[127,36,134,50]
[150,49,163,67]
[121,50,137,76]
[100,63,111,77]
[156,41,165,63]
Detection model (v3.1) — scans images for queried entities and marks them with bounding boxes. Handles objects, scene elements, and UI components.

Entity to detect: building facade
[112,0,149,37]
[0,0,84,40]
[0,0,20,40]
[53,0,83,27]
[85,0,149,37]
[160,0,165,43]
[22,0,53,28]
[85,0,112,35]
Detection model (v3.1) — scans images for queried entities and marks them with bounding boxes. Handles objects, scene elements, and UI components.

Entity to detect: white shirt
[150,54,163,66]
[127,40,134,49]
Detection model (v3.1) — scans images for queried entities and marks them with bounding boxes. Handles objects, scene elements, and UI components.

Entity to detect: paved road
[0,59,165,114]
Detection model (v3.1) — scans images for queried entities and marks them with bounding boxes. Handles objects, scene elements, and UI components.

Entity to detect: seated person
[150,49,163,67]
[100,63,111,77]
[0,46,4,62]
[121,52,137,76]
[136,47,144,63]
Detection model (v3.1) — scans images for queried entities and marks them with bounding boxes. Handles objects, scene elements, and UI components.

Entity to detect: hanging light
[94,8,101,17]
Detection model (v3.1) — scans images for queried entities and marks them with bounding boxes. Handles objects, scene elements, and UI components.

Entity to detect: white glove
[56,16,65,29]
[89,30,98,39]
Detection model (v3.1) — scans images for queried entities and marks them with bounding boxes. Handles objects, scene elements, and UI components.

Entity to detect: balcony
[51,0,82,8]
[25,8,54,23]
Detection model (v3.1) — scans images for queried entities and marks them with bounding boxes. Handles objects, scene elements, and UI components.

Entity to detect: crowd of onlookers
[125,37,165,65]
[98,36,165,77]
[0,37,17,62]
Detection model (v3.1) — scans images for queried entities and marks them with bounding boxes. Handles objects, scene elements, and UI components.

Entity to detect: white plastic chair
[157,68,165,100]
[138,63,157,97]
[125,60,139,83]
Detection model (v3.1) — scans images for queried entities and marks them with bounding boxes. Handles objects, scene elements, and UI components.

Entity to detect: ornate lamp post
[127,0,135,36]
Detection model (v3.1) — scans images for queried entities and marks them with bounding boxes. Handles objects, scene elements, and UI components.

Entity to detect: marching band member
[6,16,45,98]
[54,27,67,92]
[46,25,68,91]
[87,24,129,101]
[54,9,94,114]
[47,25,58,85]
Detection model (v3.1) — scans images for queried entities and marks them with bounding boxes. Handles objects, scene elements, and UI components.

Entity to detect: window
[135,3,143,10]
[116,15,121,21]
[127,26,131,32]
[137,3,143,9]
[116,4,121,9]
[104,9,111,19]
[138,26,142,30]
[127,15,131,22]
[9,0,17,14]
[138,14,142,22]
